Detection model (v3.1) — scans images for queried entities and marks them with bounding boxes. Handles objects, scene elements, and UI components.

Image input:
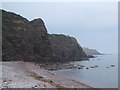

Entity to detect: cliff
[83,47,101,55]
[2,10,88,62]
[49,34,88,61]
[2,10,55,62]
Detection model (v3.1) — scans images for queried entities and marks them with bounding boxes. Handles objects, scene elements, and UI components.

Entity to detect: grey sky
[2,2,118,54]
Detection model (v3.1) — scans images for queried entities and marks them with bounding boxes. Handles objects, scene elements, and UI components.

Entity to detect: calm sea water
[53,54,118,88]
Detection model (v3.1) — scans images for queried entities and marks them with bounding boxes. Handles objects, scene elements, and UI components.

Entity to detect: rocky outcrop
[2,10,88,62]
[49,34,88,61]
[2,10,55,62]
[83,47,102,55]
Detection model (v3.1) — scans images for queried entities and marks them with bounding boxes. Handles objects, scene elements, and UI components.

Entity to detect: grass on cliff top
[49,34,73,39]
[49,34,77,43]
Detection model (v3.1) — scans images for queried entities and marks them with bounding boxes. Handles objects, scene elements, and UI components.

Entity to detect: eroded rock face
[2,10,55,62]
[2,10,88,63]
[49,34,88,61]
[83,47,102,55]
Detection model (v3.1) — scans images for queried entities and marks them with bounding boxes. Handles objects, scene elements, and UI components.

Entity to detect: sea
[53,54,118,88]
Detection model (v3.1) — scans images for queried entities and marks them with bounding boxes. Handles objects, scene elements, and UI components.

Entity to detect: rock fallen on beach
[90,66,94,68]
[94,65,98,67]
[43,84,46,87]
[78,65,85,69]
[90,65,98,68]
[78,67,83,69]
[47,68,57,71]
[86,67,89,69]
[34,85,38,88]
[106,65,115,68]
[80,65,85,67]
[111,65,115,67]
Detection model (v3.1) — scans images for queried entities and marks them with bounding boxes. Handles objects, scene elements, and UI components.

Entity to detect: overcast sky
[2,2,118,54]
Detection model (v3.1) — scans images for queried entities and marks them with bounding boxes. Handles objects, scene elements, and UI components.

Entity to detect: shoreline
[1,61,93,88]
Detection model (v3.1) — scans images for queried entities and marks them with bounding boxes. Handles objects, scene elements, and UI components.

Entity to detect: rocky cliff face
[2,10,88,62]
[83,47,101,55]
[2,10,55,62]
[49,34,88,61]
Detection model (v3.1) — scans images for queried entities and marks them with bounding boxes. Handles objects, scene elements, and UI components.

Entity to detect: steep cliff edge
[2,10,55,62]
[49,34,88,61]
[2,10,88,62]
[83,47,102,55]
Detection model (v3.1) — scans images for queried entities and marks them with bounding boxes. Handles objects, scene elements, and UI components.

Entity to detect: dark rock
[47,68,57,70]
[83,47,102,56]
[2,9,89,63]
[88,55,94,58]
[80,65,85,67]
[2,10,56,62]
[43,84,46,87]
[111,65,115,67]
[90,66,94,68]
[34,85,37,88]
[49,34,89,62]
[86,67,89,69]
[78,67,83,69]
[94,65,98,67]
[3,80,6,82]
[49,80,53,83]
